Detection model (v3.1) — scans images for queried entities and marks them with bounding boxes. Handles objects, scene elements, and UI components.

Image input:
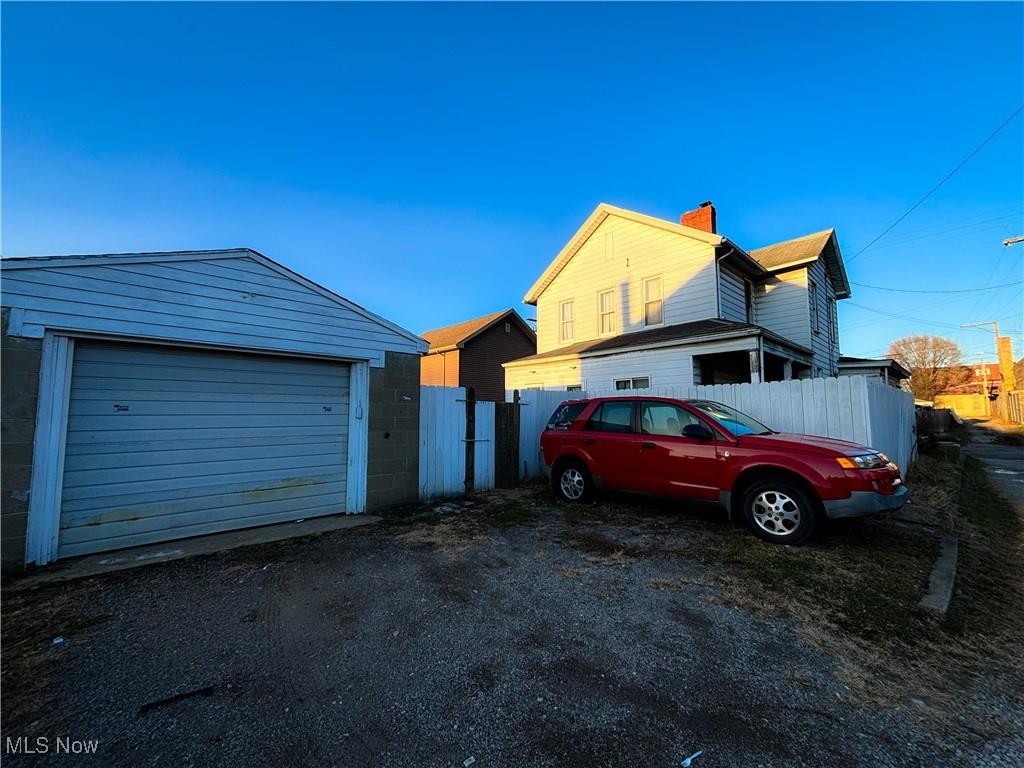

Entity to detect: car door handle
[583,438,596,445]
[640,441,656,449]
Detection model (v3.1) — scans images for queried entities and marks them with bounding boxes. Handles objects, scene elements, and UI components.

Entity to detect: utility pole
[961,320,1001,366]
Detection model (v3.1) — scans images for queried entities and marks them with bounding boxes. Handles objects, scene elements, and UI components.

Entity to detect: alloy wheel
[751,490,800,536]
[560,468,586,500]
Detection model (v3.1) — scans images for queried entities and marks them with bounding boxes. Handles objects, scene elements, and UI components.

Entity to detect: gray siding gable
[0,249,426,367]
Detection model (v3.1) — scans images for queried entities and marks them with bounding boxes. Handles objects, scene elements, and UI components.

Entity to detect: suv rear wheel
[554,461,593,503]
[741,477,817,545]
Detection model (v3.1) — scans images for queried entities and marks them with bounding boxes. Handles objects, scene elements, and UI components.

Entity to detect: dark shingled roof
[507,318,807,363]
[749,229,835,270]
[422,309,533,352]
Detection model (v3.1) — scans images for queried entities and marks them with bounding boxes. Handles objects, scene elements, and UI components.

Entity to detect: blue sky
[3,2,1022,362]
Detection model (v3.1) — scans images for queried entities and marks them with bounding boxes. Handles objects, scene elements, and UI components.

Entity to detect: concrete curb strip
[919,447,964,614]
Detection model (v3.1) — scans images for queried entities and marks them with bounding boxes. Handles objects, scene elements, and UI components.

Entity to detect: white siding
[534,216,718,353]
[719,265,748,323]
[756,268,809,347]
[505,337,759,393]
[806,258,839,376]
[0,252,422,366]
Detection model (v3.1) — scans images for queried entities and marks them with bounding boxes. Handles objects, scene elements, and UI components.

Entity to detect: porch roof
[504,319,811,366]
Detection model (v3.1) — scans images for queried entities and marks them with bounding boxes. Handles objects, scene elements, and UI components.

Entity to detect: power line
[850,279,1022,294]
[844,302,1003,332]
[847,104,1024,264]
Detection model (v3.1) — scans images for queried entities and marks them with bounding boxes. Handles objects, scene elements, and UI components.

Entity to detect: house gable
[523,203,724,305]
[530,210,723,354]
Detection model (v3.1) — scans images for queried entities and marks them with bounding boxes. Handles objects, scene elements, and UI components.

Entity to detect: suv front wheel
[741,477,818,545]
[554,461,593,503]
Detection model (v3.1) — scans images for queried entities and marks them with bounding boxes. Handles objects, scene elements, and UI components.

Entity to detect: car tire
[741,477,818,545]
[553,460,593,503]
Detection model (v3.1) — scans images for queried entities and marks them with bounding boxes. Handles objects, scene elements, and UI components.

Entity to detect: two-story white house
[503,201,850,392]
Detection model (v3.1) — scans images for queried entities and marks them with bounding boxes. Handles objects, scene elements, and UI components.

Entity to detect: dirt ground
[2,469,1022,767]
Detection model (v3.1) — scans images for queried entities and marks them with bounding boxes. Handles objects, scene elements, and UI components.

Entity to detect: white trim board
[346,362,370,514]
[25,333,74,566]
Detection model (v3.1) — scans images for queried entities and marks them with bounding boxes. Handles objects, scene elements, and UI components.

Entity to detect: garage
[0,248,426,570]
[60,342,351,558]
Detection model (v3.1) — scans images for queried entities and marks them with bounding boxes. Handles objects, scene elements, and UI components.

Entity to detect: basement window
[614,376,651,390]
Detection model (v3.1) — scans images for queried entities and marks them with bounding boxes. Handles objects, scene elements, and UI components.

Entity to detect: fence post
[465,386,476,497]
[513,389,523,483]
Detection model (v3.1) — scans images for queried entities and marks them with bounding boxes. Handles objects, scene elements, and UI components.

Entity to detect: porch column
[748,349,761,384]
[783,359,793,380]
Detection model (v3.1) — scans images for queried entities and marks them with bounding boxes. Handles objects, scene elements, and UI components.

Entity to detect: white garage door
[58,342,350,559]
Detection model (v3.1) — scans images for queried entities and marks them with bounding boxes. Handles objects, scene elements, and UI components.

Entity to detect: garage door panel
[58,501,348,560]
[69,389,341,405]
[61,477,346,515]
[59,342,351,558]
[70,378,344,397]
[62,459,345,501]
[66,424,345,445]
[71,361,348,388]
[68,399,350,417]
[72,346,350,376]
[66,413,348,431]
[60,487,345,542]
[63,452,345,491]
[64,433,338,456]
[64,439,344,469]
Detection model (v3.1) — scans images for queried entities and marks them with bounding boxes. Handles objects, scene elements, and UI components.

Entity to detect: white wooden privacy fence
[418,386,494,501]
[514,375,916,480]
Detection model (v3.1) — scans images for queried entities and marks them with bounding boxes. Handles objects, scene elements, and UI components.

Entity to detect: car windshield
[688,400,773,437]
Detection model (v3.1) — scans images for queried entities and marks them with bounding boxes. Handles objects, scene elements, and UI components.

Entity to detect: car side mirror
[682,423,714,441]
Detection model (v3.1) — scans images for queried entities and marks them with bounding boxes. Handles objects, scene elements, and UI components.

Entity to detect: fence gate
[494,400,520,488]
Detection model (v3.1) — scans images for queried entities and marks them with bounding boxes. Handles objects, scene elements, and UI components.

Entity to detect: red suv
[541,396,907,544]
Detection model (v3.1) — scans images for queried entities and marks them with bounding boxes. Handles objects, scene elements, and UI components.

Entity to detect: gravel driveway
[1,488,1014,767]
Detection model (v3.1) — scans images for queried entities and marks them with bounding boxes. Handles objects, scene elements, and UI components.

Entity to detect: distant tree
[887,335,969,401]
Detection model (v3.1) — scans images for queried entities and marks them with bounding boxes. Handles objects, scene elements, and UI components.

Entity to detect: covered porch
[693,338,813,385]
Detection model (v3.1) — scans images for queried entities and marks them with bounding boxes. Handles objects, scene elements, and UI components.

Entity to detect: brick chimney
[681,201,717,233]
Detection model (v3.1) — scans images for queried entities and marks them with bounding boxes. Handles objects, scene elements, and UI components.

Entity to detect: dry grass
[906,453,958,513]
[708,456,1024,747]
[548,454,1022,748]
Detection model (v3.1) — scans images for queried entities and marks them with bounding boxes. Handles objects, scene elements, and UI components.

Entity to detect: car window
[546,402,587,430]
[585,401,634,433]
[688,400,772,437]
[640,402,700,437]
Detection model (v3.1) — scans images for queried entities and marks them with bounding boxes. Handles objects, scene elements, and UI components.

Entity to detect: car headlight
[836,453,889,470]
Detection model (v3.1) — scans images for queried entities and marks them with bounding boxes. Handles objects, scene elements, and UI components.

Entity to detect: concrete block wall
[366,351,421,511]
[1,308,42,573]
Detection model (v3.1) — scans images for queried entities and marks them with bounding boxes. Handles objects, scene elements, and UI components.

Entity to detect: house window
[744,280,754,323]
[504,322,511,333]
[809,280,820,334]
[643,277,663,326]
[565,384,583,392]
[559,300,574,342]
[828,299,837,344]
[598,289,616,335]
[614,376,651,390]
